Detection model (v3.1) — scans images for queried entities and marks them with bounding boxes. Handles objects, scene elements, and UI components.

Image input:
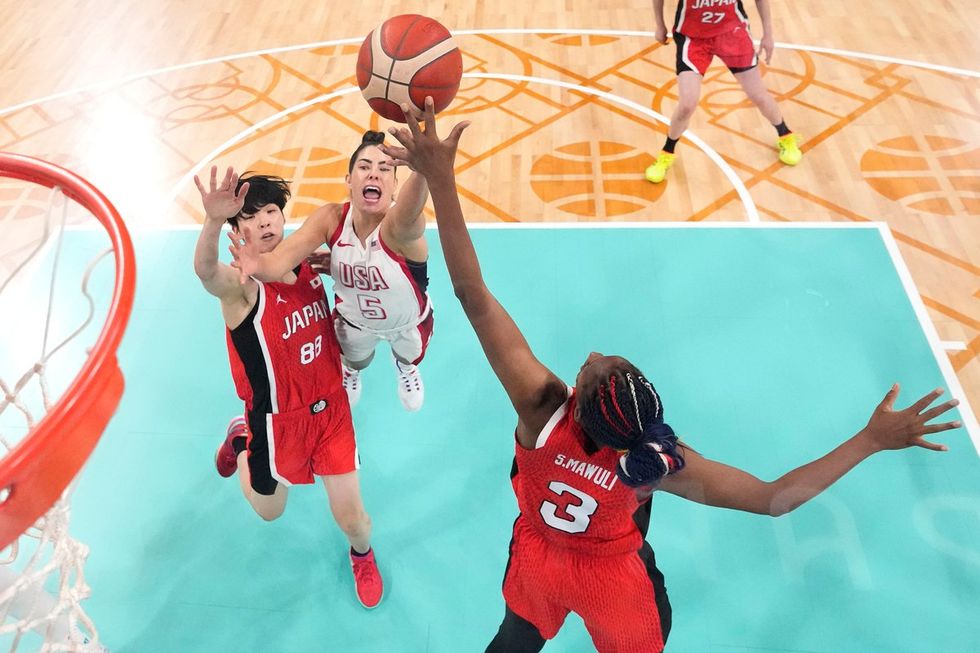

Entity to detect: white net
[0,177,110,653]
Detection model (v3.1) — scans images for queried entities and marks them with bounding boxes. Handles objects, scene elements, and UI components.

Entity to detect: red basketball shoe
[350,548,384,608]
[216,416,247,478]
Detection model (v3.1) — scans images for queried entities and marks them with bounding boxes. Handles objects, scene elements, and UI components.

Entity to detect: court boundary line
[2,30,977,118]
[875,223,980,454]
[5,25,973,452]
[92,220,977,452]
[466,73,758,221]
[164,76,758,222]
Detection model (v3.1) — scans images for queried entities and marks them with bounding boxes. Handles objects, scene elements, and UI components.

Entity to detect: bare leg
[236,450,287,521]
[321,471,372,552]
[666,71,705,141]
[733,66,783,126]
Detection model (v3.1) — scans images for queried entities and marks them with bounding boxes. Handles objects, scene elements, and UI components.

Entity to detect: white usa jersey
[327,202,430,333]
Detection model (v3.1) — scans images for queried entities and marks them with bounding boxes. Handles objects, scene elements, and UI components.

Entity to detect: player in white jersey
[230,131,432,412]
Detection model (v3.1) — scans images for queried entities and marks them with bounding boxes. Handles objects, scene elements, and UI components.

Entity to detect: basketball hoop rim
[0,152,136,550]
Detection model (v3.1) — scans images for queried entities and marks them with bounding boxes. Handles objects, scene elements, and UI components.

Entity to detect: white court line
[164,86,360,213]
[35,220,980,454]
[941,341,968,351]
[133,221,884,230]
[2,29,977,118]
[875,223,980,454]
[445,73,756,221]
[166,75,758,222]
[5,29,974,452]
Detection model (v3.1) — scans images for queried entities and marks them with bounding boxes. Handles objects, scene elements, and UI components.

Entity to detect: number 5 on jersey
[357,294,387,320]
[539,481,598,534]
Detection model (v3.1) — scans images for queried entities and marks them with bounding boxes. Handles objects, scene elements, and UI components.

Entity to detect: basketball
[356,14,463,123]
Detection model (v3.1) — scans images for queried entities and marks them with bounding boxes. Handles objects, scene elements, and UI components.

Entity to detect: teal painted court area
[30,227,980,652]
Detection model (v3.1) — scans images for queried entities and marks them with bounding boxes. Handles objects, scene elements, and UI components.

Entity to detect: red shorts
[245,388,358,495]
[675,24,757,75]
[502,517,670,652]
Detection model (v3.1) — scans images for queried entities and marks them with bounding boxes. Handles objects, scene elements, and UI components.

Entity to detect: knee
[335,509,371,537]
[746,87,774,107]
[255,504,285,522]
[674,100,698,121]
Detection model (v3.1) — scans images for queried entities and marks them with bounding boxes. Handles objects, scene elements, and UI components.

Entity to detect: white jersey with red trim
[674,0,749,38]
[327,202,430,333]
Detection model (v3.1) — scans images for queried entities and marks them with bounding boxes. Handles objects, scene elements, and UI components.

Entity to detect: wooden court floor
[2,0,978,417]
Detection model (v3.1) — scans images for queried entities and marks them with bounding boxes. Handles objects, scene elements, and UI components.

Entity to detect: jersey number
[300,335,322,365]
[539,481,598,534]
[357,294,387,320]
[701,11,725,23]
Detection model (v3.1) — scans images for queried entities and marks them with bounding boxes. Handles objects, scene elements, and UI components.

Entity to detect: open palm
[194,165,250,222]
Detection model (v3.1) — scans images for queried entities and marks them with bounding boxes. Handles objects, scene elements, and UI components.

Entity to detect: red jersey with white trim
[674,0,749,38]
[511,389,648,556]
[226,262,343,414]
[327,202,429,333]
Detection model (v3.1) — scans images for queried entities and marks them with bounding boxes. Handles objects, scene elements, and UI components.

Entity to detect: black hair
[227,173,291,230]
[347,131,388,174]
[578,367,685,488]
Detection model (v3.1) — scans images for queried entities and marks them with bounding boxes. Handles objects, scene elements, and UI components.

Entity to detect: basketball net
[0,155,132,652]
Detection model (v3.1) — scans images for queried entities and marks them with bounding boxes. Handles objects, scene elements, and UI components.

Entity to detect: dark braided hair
[348,130,387,173]
[228,173,291,230]
[578,369,685,488]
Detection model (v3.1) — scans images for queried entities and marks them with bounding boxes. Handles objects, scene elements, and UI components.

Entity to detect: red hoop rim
[0,152,136,550]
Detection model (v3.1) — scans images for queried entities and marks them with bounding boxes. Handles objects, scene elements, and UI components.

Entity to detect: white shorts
[333,309,435,365]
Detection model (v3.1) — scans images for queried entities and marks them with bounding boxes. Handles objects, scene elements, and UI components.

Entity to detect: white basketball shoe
[392,355,424,412]
[342,363,362,408]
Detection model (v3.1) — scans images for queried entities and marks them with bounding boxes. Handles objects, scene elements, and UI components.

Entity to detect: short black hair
[227,173,291,230]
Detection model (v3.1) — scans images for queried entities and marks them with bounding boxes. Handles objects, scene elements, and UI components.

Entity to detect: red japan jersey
[226,262,343,414]
[674,0,749,38]
[511,389,650,556]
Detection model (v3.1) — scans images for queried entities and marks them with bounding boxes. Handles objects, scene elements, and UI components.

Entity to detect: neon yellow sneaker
[644,151,676,184]
[777,133,802,166]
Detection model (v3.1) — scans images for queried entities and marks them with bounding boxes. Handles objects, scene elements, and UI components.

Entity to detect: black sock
[351,547,371,557]
[774,121,791,137]
[231,436,246,455]
[662,137,679,154]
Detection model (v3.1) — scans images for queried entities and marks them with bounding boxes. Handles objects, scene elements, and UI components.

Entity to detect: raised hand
[227,230,260,285]
[194,165,250,223]
[860,384,961,453]
[380,96,470,182]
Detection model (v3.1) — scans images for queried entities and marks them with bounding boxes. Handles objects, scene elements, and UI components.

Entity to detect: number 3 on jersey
[539,481,598,534]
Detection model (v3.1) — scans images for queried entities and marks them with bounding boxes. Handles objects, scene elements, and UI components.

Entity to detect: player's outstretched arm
[384,168,430,245]
[384,99,567,437]
[193,165,249,299]
[229,203,342,284]
[658,385,961,515]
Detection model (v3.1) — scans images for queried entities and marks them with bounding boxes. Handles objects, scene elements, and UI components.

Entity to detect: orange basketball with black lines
[860,135,980,216]
[357,15,463,122]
